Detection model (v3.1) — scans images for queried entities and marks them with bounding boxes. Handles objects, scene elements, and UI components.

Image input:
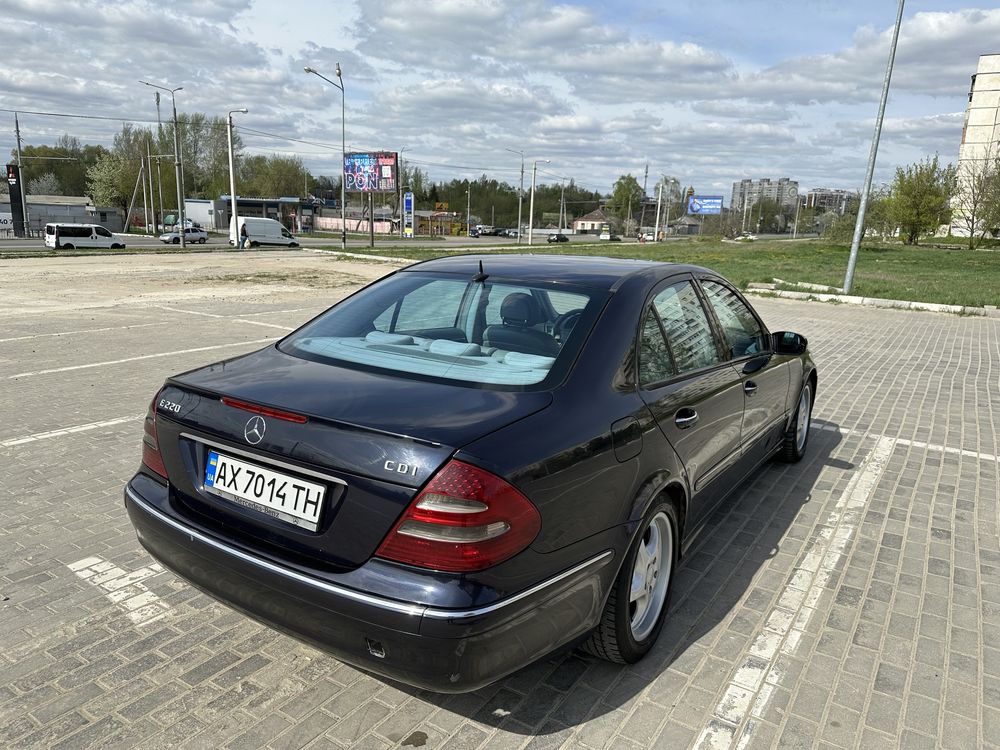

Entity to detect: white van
[231,217,299,247]
[45,223,125,250]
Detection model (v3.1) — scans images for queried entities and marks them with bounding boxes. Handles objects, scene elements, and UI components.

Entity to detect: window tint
[281,272,603,389]
[548,290,587,315]
[381,278,466,332]
[651,281,721,373]
[96,227,112,237]
[639,312,676,385]
[700,280,766,358]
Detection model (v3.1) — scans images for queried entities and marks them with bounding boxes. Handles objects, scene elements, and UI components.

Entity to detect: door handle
[744,381,758,396]
[674,409,699,429]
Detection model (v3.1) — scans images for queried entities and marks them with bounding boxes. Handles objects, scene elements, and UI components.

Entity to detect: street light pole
[527,159,550,246]
[140,80,186,248]
[505,148,524,243]
[844,0,905,293]
[304,64,347,251]
[466,186,471,236]
[226,108,248,246]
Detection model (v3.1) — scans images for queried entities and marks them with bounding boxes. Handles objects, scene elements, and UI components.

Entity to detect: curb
[744,288,1000,318]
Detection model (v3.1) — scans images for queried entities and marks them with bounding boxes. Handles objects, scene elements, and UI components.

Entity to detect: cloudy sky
[1,0,996,200]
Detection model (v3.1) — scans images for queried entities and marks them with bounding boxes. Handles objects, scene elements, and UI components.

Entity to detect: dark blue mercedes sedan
[125,254,816,692]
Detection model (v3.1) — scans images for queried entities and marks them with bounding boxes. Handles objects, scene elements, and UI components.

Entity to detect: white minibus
[45,223,125,250]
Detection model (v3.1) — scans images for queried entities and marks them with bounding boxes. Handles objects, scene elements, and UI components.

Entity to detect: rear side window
[281,272,603,390]
[46,225,56,235]
[96,227,112,237]
[650,281,721,374]
[638,311,676,385]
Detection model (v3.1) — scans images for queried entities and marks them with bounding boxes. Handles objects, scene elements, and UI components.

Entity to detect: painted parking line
[68,556,171,626]
[695,436,897,750]
[0,322,167,343]
[0,415,144,448]
[153,305,294,331]
[7,337,277,379]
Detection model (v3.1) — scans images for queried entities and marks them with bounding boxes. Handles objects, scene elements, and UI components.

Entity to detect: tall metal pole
[792,196,802,239]
[14,113,29,235]
[654,182,663,242]
[505,148,524,243]
[155,158,164,233]
[304,65,346,250]
[227,108,247,245]
[466,185,471,235]
[844,0,906,293]
[171,91,186,247]
[147,140,156,233]
[528,161,538,246]
[141,155,149,233]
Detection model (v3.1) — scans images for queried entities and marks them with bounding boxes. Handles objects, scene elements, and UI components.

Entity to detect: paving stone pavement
[1,253,999,750]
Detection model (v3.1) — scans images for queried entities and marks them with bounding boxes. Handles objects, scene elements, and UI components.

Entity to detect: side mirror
[772,331,808,355]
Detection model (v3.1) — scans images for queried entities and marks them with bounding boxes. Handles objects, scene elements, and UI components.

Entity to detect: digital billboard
[344,152,398,192]
[687,195,723,215]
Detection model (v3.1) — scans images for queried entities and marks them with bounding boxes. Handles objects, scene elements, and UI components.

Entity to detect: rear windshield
[280,271,605,389]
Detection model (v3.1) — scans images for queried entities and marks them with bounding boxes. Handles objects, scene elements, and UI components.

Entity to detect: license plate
[204,451,326,531]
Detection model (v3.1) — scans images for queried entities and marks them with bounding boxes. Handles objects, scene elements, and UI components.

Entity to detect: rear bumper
[124,479,613,693]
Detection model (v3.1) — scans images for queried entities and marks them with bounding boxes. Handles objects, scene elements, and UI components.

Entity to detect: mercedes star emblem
[244,415,266,445]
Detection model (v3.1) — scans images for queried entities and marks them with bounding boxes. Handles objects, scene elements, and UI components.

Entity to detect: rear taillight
[141,395,168,480]
[376,460,541,573]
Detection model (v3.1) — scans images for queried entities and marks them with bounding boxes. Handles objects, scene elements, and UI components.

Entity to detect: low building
[572,208,610,234]
[0,194,123,236]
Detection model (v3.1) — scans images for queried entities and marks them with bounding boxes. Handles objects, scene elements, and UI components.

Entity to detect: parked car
[125,255,816,693]
[159,227,208,244]
[547,233,569,243]
[468,228,481,238]
[737,232,758,241]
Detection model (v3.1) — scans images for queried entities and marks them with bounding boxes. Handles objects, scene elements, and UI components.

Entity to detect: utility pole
[559,181,566,230]
[654,182,663,242]
[147,140,156,233]
[638,162,649,232]
[844,0,905,293]
[14,113,29,235]
[505,148,524,243]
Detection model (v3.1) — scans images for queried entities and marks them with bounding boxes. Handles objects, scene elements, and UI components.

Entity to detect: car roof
[404,254,713,290]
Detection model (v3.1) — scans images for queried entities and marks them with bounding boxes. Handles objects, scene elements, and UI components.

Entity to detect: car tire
[172,237,180,245]
[199,238,206,244]
[289,242,299,247]
[250,241,259,248]
[779,381,813,463]
[582,500,678,664]
[62,243,74,250]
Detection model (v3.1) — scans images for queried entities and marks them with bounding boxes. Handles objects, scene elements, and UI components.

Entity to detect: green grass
[308,238,1000,309]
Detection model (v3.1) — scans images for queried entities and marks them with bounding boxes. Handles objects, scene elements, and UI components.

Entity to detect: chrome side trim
[180,431,348,487]
[127,486,613,622]
[421,550,614,620]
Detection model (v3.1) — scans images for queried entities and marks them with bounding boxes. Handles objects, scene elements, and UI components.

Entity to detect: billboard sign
[687,195,723,215]
[344,152,398,192]
[403,191,414,238]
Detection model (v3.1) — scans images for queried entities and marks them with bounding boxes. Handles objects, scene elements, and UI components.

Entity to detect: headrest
[500,293,541,326]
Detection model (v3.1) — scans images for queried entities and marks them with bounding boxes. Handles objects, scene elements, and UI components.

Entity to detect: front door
[637,278,745,528]
[698,278,791,466]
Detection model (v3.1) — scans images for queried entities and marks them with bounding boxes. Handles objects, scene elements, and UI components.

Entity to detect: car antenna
[472,259,488,282]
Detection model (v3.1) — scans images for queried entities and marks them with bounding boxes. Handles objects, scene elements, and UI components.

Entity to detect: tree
[606,174,644,232]
[87,152,133,214]
[888,155,955,245]
[27,173,60,195]
[240,154,309,198]
[952,143,1000,249]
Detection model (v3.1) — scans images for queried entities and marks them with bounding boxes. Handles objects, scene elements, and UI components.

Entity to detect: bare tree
[953,142,1000,249]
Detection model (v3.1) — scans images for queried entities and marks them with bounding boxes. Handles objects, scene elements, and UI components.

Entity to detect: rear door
[697,277,791,465]
[637,276,745,528]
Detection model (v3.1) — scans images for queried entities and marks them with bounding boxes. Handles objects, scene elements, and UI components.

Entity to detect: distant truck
[230,217,299,247]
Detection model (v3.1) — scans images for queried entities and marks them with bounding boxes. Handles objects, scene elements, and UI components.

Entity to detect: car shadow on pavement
[379,419,849,736]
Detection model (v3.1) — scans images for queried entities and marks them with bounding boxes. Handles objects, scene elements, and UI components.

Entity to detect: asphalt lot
[1,250,999,750]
